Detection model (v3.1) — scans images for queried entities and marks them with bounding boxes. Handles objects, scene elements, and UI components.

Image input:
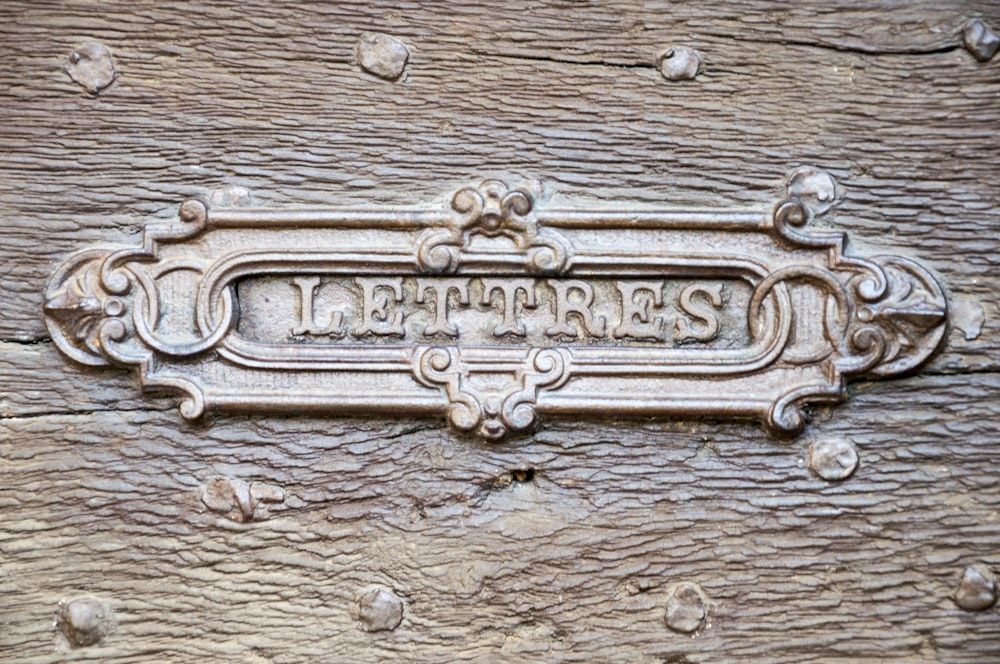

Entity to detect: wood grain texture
[1,1,998,372]
[1,373,999,662]
[1,0,999,661]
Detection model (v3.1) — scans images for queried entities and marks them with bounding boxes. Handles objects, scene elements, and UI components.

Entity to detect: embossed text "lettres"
[283,276,729,344]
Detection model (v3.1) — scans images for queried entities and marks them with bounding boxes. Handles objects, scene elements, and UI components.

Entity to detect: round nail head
[665,582,707,633]
[808,439,859,481]
[57,597,111,647]
[787,167,838,217]
[357,32,410,81]
[354,587,404,632]
[659,46,702,81]
[955,565,998,611]
[963,19,1000,62]
[65,43,116,95]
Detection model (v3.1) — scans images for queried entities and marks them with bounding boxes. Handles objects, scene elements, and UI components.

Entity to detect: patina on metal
[43,171,947,440]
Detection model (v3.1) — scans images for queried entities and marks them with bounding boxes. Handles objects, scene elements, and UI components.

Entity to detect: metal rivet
[208,186,252,208]
[664,582,707,633]
[65,43,116,95]
[353,586,403,632]
[357,32,409,81]
[963,19,999,62]
[955,565,998,611]
[951,300,985,342]
[786,166,838,217]
[56,597,111,648]
[808,439,859,481]
[658,46,702,81]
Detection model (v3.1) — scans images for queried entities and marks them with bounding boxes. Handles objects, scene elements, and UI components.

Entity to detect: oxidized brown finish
[1,1,999,662]
[43,174,947,440]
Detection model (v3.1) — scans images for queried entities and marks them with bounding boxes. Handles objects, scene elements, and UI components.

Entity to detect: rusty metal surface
[44,169,946,440]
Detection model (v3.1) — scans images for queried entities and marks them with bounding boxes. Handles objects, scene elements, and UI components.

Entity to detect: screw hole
[511,468,535,483]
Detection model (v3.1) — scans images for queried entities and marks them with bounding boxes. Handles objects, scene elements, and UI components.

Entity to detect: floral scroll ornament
[416,179,572,274]
[748,168,948,435]
[43,249,125,367]
[42,170,948,440]
[43,198,221,419]
[412,346,571,441]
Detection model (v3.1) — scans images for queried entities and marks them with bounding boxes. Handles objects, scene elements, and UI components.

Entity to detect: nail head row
[52,564,998,651]
[67,18,997,97]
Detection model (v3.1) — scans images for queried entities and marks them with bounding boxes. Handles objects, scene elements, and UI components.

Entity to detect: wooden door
[2,2,999,661]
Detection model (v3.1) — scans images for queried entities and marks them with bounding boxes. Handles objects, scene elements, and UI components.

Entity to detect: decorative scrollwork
[755,189,947,435]
[452,179,533,236]
[43,171,948,439]
[416,180,572,275]
[43,200,226,417]
[855,255,947,377]
[100,198,209,296]
[767,189,946,381]
[44,249,126,367]
[412,346,570,441]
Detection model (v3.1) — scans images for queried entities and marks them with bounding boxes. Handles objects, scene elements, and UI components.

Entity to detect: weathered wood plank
[1,2,997,370]
[1,1,999,661]
[0,341,173,417]
[0,373,998,662]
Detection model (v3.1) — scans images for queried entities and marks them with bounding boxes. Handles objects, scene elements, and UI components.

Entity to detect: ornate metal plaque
[45,172,947,440]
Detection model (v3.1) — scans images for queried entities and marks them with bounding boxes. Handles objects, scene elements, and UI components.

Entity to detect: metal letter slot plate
[44,171,947,440]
